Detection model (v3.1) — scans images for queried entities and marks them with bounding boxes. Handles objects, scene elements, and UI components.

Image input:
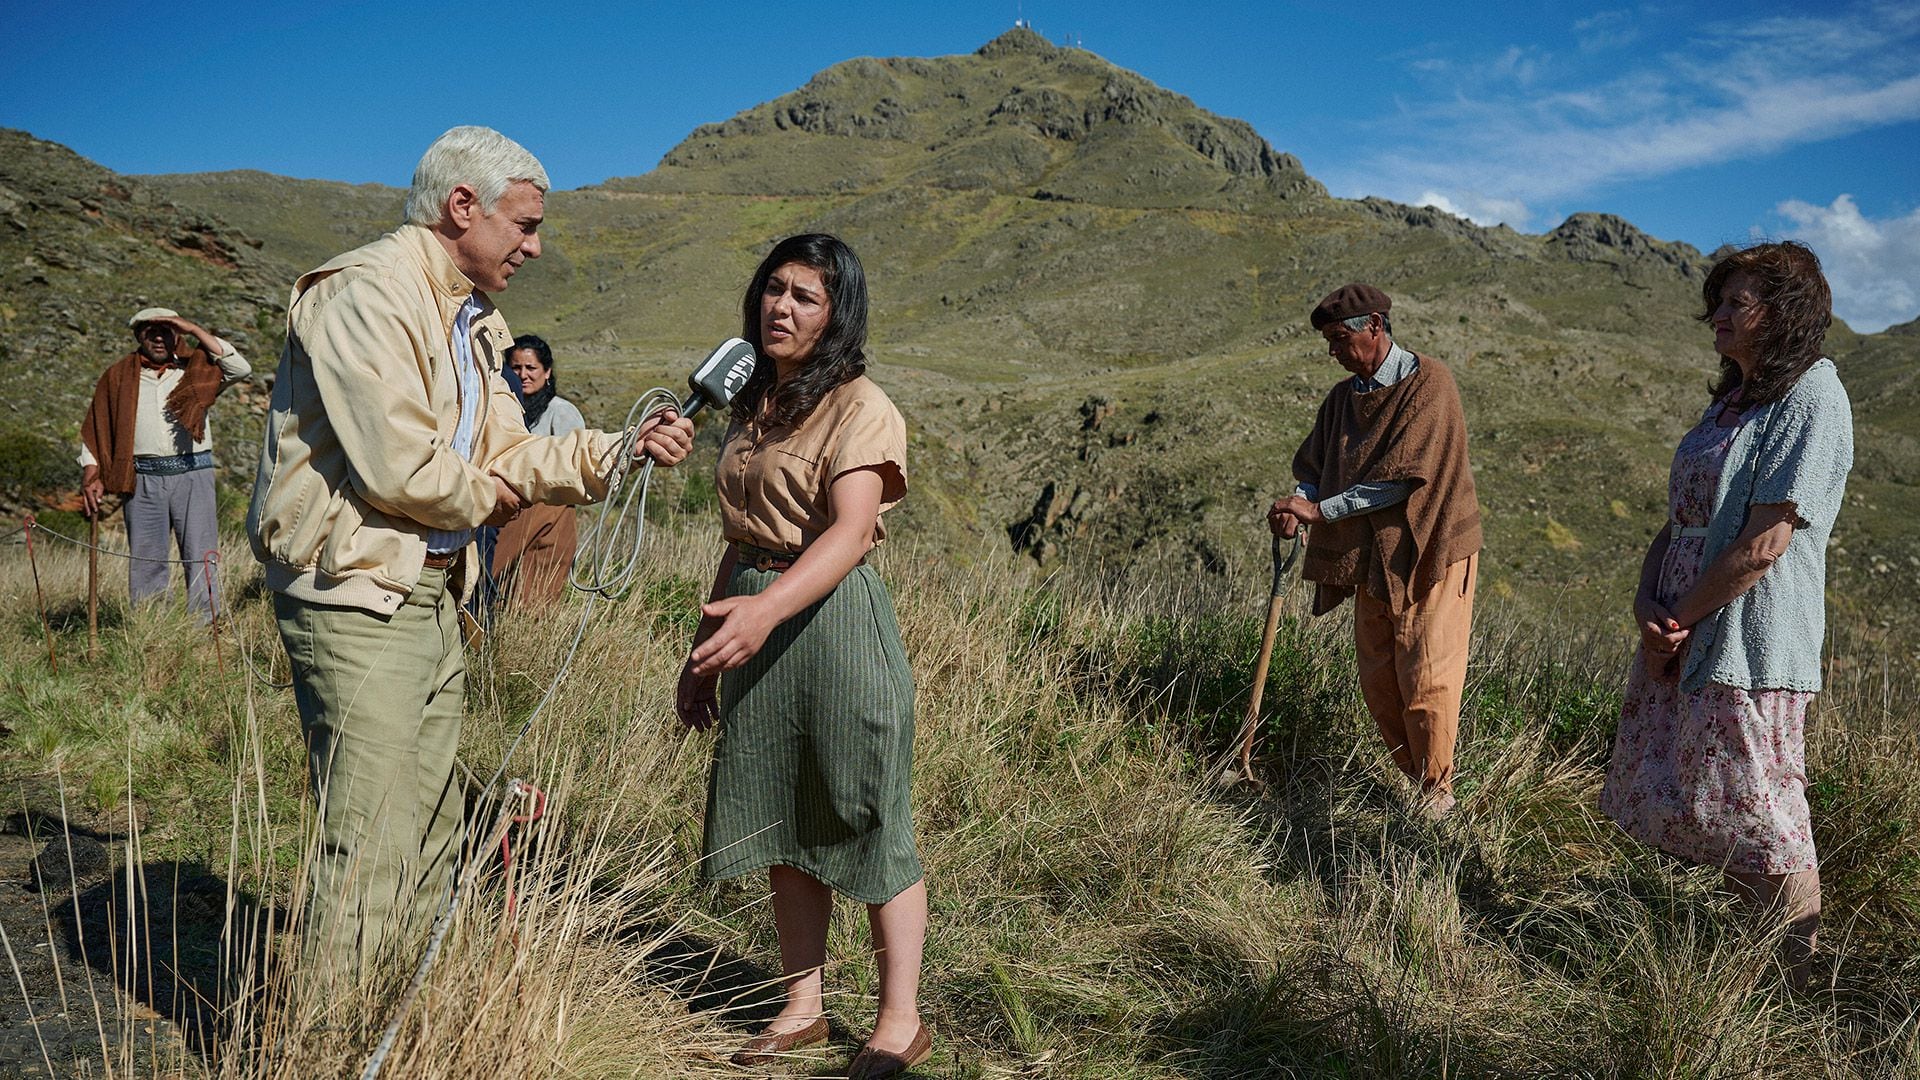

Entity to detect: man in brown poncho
[80,307,252,617]
[1270,284,1481,816]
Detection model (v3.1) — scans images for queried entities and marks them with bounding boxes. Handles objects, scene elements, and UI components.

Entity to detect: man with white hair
[248,126,695,978]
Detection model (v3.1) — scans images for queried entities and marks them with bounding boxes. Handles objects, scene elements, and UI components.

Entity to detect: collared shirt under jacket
[248,224,623,616]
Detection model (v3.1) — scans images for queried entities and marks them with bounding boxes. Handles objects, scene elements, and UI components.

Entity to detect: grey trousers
[126,468,218,615]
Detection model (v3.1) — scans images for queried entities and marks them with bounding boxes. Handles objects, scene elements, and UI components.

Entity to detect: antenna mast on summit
[1015,0,1027,29]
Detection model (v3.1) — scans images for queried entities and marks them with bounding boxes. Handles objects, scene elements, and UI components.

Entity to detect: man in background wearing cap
[80,308,252,616]
[1269,283,1481,817]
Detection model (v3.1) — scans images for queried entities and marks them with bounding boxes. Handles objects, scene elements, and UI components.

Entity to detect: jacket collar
[395,225,504,343]
[396,223,485,307]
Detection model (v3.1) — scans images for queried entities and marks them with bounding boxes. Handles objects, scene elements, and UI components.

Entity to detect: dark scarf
[521,382,556,429]
[81,346,225,495]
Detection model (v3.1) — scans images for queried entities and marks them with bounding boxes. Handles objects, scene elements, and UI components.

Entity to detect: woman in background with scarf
[491,334,586,606]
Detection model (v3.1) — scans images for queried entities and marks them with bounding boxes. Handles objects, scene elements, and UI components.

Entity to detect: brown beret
[1310,283,1392,330]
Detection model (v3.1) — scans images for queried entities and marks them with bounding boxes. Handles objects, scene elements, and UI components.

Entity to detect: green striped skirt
[700,562,923,904]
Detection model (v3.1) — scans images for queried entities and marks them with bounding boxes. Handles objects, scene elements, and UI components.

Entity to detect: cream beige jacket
[248,225,617,615]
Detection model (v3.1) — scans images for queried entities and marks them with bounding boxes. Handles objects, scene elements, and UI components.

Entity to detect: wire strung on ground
[27,522,295,687]
[24,520,213,565]
[362,385,683,1080]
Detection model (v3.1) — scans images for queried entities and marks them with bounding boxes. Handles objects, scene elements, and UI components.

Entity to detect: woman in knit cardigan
[1602,241,1854,984]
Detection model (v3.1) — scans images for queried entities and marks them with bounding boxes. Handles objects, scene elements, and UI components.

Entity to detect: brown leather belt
[422,550,461,569]
[735,543,799,572]
[733,543,865,573]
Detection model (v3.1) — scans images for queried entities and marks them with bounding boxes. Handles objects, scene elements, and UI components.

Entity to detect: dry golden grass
[1,515,1916,1078]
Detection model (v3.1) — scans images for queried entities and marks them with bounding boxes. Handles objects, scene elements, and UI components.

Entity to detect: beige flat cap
[128,306,180,330]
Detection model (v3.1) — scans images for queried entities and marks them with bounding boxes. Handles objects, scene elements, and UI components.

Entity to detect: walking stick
[205,550,224,676]
[88,514,99,660]
[1216,530,1302,786]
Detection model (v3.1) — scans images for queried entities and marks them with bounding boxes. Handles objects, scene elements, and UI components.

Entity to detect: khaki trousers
[273,565,466,983]
[1353,553,1476,793]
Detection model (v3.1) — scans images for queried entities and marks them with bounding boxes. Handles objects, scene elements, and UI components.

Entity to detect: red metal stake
[24,516,57,674]
[499,780,548,922]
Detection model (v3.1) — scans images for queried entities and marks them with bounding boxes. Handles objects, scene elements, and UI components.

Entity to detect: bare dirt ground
[0,779,220,1079]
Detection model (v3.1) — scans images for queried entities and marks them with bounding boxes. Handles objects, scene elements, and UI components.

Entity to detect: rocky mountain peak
[977,26,1056,58]
[611,32,1324,208]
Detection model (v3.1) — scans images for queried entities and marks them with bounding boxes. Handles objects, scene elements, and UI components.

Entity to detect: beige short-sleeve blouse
[716,375,908,553]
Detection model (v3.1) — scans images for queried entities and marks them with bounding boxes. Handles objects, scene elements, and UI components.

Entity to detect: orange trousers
[1353,553,1476,793]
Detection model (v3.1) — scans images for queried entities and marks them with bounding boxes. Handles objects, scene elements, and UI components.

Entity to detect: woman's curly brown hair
[730,234,869,430]
[1699,240,1831,408]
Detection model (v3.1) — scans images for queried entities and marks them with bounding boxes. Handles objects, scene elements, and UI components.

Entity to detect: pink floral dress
[1600,400,1817,875]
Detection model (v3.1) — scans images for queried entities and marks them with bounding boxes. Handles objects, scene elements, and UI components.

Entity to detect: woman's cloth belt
[1670,523,1711,538]
[733,542,864,573]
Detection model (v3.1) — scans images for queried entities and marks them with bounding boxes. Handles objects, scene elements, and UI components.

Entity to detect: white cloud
[1491,45,1545,87]
[1772,195,1920,333]
[1573,9,1641,52]
[1348,2,1920,229]
[1416,190,1531,227]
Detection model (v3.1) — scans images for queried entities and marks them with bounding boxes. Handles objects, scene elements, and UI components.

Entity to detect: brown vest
[1292,354,1482,614]
[80,346,227,495]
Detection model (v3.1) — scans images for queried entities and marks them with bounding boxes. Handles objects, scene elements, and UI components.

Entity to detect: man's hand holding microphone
[486,410,695,524]
[634,409,696,466]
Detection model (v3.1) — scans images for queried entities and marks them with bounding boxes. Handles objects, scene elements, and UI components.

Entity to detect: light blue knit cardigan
[1681,358,1854,694]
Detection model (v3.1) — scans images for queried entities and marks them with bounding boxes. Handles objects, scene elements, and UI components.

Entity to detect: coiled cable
[571,386,685,599]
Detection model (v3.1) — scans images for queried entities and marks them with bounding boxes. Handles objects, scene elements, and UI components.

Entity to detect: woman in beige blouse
[676,235,930,1078]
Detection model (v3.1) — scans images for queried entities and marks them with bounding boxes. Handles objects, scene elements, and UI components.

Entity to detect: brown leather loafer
[846,1024,932,1079]
[730,1016,830,1066]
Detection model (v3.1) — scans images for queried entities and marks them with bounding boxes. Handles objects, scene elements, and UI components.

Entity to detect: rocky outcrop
[1547,212,1708,280]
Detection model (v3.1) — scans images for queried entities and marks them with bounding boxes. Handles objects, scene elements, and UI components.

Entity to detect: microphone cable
[571,386,687,599]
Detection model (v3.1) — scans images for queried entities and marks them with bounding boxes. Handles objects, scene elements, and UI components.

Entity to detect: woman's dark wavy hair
[1699,240,1830,408]
[508,333,556,382]
[731,234,869,429]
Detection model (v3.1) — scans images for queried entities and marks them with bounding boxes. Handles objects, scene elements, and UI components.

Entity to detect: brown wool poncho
[1293,355,1482,615]
[80,346,225,495]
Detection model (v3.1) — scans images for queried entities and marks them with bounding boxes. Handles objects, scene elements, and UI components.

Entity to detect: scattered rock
[29,832,112,894]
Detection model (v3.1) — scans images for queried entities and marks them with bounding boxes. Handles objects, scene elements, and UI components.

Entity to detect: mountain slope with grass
[2,26,1918,1080]
[19,25,1920,634]
[135,34,1920,643]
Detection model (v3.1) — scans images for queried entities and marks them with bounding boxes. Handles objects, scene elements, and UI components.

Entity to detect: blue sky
[5,0,1917,331]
